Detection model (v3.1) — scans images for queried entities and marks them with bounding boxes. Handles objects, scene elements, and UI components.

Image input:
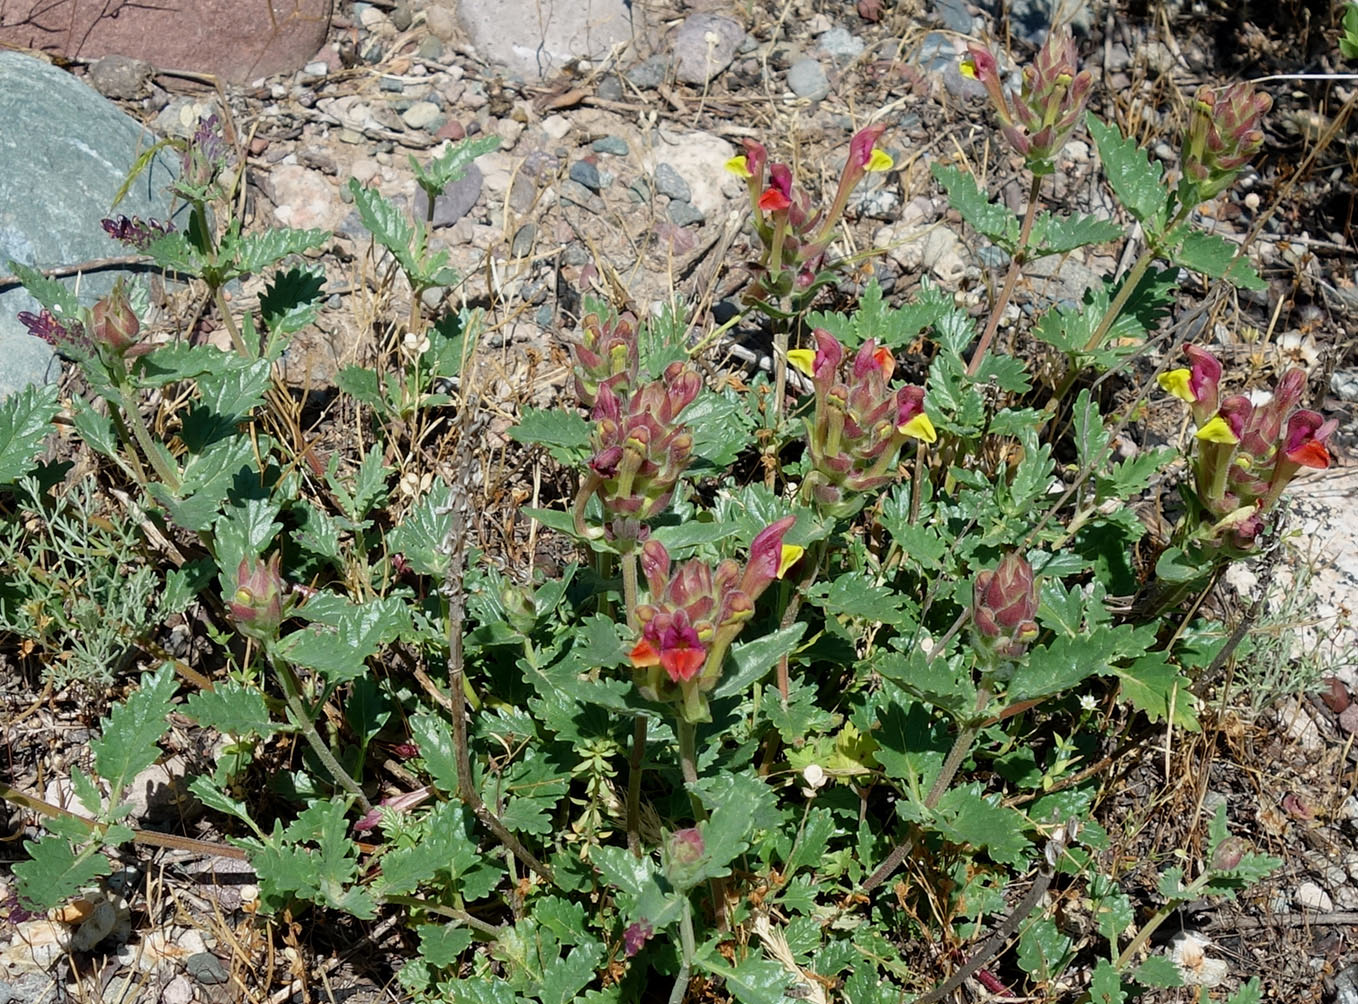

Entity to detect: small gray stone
[568,160,602,192]
[88,55,151,99]
[511,223,537,258]
[596,74,624,102]
[558,179,603,210]
[379,75,405,92]
[401,100,443,130]
[933,0,975,33]
[976,245,1010,269]
[626,55,669,90]
[672,13,744,84]
[425,2,459,40]
[652,163,691,202]
[591,135,629,156]
[1295,881,1334,912]
[1331,369,1358,402]
[667,200,705,226]
[627,177,650,203]
[412,164,483,226]
[391,2,414,31]
[787,58,829,100]
[817,27,864,62]
[563,242,592,266]
[186,952,230,986]
[417,36,445,60]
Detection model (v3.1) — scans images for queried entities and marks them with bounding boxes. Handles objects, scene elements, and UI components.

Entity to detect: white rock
[269,165,342,232]
[541,114,573,140]
[161,975,194,1004]
[639,130,741,221]
[1295,880,1334,912]
[1,919,71,972]
[401,101,442,130]
[1274,698,1325,751]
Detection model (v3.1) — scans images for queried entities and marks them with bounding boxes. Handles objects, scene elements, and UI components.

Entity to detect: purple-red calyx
[972,552,1039,664]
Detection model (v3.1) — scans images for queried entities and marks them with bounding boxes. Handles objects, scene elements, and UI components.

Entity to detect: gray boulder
[0,52,181,399]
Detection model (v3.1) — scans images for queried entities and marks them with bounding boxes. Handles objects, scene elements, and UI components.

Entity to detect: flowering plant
[629,516,800,722]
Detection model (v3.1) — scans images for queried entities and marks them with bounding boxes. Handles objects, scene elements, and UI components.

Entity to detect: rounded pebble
[787,59,830,101]
[653,162,691,202]
[568,160,602,192]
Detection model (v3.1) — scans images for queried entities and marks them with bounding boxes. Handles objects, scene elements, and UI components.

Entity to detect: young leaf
[411,135,501,196]
[1087,114,1169,230]
[187,776,263,834]
[1170,230,1266,290]
[934,785,1030,865]
[540,944,603,1004]
[12,837,111,911]
[91,664,177,802]
[227,227,329,278]
[510,406,593,463]
[417,924,473,967]
[1072,389,1111,473]
[1226,978,1263,1004]
[712,623,807,699]
[259,265,326,337]
[6,259,82,318]
[1089,960,1128,1003]
[1133,955,1184,988]
[0,382,58,485]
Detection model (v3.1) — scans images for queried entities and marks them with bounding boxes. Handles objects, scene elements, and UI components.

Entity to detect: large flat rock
[0,52,181,399]
[0,0,331,84]
[455,0,637,80]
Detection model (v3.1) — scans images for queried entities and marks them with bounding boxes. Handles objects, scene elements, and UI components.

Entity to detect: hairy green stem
[621,550,646,858]
[965,174,1043,377]
[860,684,991,893]
[667,897,696,1004]
[1115,872,1212,969]
[273,655,372,814]
[114,380,180,492]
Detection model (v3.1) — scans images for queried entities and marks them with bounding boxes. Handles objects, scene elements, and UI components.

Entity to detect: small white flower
[402,331,431,359]
[1079,694,1097,712]
[1276,330,1320,373]
[1170,931,1228,988]
[800,763,828,798]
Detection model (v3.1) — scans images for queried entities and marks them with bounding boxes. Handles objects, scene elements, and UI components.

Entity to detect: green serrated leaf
[540,944,603,1004]
[934,786,1030,865]
[806,572,908,625]
[0,382,58,484]
[697,950,792,1004]
[6,260,82,318]
[417,923,473,967]
[259,265,326,337]
[509,406,593,463]
[931,164,1019,248]
[187,776,261,834]
[412,135,501,195]
[335,365,384,410]
[92,664,177,802]
[712,623,807,699]
[227,227,329,278]
[1132,954,1184,988]
[184,681,277,736]
[784,808,837,879]
[1226,977,1263,1004]
[1009,626,1146,705]
[1016,916,1071,981]
[1089,960,1128,1003]
[1087,114,1169,228]
[13,837,111,911]
[591,844,656,899]
[1113,649,1198,730]
[1072,389,1110,473]
[411,712,460,796]
[1029,211,1124,257]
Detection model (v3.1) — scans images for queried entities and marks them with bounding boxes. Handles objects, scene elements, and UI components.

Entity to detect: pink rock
[0,0,332,84]
[437,119,466,140]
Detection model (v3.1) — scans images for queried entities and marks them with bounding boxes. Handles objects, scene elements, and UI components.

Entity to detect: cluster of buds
[628,516,801,722]
[789,329,936,518]
[579,361,702,543]
[19,283,147,364]
[971,552,1040,670]
[101,215,175,251]
[179,113,230,193]
[725,125,894,302]
[962,28,1093,176]
[571,309,639,407]
[1159,345,1335,551]
[228,552,293,643]
[1180,83,1271,202]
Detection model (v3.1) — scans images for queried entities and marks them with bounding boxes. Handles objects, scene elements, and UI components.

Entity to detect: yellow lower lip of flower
[898,413,937,443]
[866,149,893,172]
[960,57,978,79]
[1157,368,1196,403]
[1195,416,1239,444]
[777,544,805,579]
[724,155,751,178]
[787,348,816,377]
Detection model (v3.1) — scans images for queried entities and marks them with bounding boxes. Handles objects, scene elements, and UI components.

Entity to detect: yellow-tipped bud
[899,412,937,443]
[787,348,816,377]
[866,148,894,172]
[1195,416,1239,444]
[1158,368,1196,403]
[724,155,751,178]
